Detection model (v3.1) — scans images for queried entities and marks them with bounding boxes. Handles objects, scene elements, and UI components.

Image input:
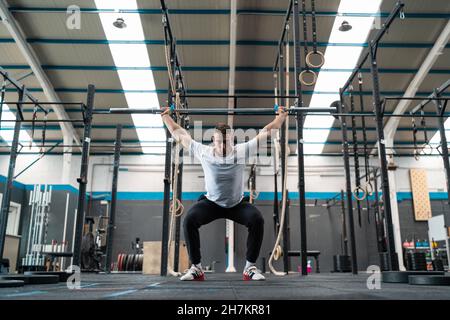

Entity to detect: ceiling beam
[227,0,237,127]
[0,0,81,147]
[384,20,450,141]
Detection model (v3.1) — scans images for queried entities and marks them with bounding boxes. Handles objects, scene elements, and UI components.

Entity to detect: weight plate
[1,274,59,285]
[0,280,24,288]
[127,254,135,271]
[382,271,444,283]
[24,271,74,282]
[138,254,143,271]
[122,254,129,272]
[118,254,124,271]
[133,254,138,271]
[409,275,450,286]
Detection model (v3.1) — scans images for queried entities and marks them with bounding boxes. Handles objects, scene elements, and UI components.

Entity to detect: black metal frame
[338,91,358,274]
[339,1,405,272]
[410,79,450,230]
[159,0,189,276]
[105,125,122,273]
[0,87,25,259]
[73,85,96,267]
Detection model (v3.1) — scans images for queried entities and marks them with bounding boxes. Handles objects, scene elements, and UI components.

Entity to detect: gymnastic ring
[170,199,184,217]
[414,150,420,161]
[273,245,283,261]
[306,50,325,69]
[353,185,367,201]
[421,143,433,155]
[299,69,317,87]
[251,190,259,200]
[365,181,374,197]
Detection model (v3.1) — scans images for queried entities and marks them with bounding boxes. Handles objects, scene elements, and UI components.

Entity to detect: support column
[62,135,73,184]
[0,87,24,259]
[385,139,405,271]
[73,85,95,267]
[292,0,307,276]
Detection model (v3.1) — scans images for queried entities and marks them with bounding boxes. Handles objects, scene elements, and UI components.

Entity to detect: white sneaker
[243,266,265,281]
[180,265,205,281]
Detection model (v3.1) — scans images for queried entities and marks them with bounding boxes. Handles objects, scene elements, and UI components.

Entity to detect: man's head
[213,123,233,157]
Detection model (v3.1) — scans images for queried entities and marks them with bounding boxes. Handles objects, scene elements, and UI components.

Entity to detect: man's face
[213,130,234,157]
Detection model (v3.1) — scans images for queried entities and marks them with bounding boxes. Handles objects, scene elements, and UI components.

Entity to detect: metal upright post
[174,119,184,272]
[283,195,290,273]
[292,0,307,276]
[434,90,450,228]
[105,125,122,273]
[340,190,348,256]
[73,85,95,267]
[160,42,176,275]
[338,90,358,274]
[0,87,24,259]
[369,45,398,271]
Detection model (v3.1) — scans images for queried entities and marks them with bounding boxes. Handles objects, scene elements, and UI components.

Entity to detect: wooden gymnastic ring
[353,186,367,201]
[170,199,184,217]
[299,69,317,87]
[306,50,325,69]
[273,245,283,261]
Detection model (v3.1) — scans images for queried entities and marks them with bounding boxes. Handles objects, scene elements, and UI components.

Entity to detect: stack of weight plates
[117,253,144,272]
[382,271,444,283]
[405,252,427,271]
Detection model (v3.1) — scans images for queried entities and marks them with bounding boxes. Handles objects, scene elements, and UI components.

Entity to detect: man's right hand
[160,106,171,119]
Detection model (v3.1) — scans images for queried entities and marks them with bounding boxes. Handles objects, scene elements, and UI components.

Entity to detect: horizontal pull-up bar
[410,79,450,114]
[1,101,86,106]
[179,94,300,99]
[102,107,336,115]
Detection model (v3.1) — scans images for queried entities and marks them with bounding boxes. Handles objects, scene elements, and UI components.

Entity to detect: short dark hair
[214,123,231,136]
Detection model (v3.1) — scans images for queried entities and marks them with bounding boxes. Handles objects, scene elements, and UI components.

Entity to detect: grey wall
[11,190,448,272]
[88,198,382,273]
[17,189,79,267]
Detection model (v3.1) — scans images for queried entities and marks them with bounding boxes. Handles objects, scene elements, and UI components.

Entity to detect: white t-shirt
[189,138,258,208]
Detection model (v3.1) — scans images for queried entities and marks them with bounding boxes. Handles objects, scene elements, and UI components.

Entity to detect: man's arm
[160,107,192,149]
[256,106,288,142]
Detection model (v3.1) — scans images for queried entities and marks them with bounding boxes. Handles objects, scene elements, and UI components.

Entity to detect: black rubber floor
[0,272,449,300]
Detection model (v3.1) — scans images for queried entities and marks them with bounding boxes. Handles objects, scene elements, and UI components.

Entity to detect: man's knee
[183,210,199,229]
[249,209,264,227]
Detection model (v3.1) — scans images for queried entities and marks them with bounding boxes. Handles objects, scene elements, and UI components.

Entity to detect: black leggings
[183,196,264,265]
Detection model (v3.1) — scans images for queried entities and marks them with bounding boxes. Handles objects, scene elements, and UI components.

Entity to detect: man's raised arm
[256,106,288,142]
[160,107,192,149]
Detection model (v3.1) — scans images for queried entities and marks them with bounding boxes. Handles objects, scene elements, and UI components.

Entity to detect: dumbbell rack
[403,246,448,271]
[22,185,52,270]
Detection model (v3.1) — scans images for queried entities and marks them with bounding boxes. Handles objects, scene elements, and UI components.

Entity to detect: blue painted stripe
[79,283,99,288]
[5,290,47,297]
[104,289,137,298]
[0,174,27,189]
[0,37,447,49]
[0,174,79,193]
[4,87,449,97]
[7,7,450,19]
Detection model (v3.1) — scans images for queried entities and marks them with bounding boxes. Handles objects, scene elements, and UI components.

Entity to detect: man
[161,106,287,281]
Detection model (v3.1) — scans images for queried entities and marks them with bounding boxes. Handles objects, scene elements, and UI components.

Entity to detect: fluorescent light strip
[95,0,165,152]
[303,0,382,154]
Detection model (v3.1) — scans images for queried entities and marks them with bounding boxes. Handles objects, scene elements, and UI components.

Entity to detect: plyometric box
[143,241,189,275]
[409,169,432,221]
